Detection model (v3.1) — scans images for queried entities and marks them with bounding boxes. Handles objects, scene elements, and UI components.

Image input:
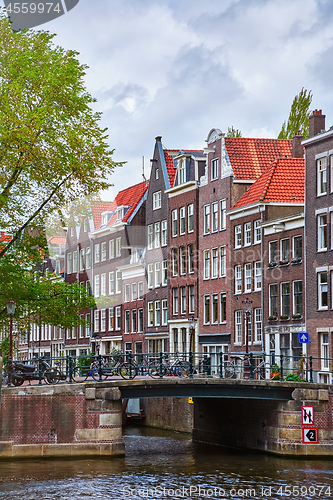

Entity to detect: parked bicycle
[148,352,192,378]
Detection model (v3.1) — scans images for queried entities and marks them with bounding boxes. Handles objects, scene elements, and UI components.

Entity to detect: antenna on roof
[142,156,147,186]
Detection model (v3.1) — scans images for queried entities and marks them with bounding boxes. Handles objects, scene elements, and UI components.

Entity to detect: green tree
[227,126,242,137]
[0,12,122,258]
[278,88,313,139]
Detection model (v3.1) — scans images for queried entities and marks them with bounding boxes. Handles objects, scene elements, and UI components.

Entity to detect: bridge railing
[2,351,332,386]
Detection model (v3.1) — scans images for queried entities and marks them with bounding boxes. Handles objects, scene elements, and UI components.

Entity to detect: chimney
[309,109,325,138]
[292,131,304,158]
[155,136,162,143]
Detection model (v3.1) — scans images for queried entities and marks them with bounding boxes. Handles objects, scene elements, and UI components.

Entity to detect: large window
[244,222,251,246]
[220,293,226,323]
[138,308,144,332]
[94,244,100,263]
[269,241,278,263]
[154,222,161,248]
[254,308,262,342]
[162,300,168,325]
[220,246,226,276]
[172,248,178,276]
[148,263,154,289]
[73,251,78,272]
[101,273,106,296]
[204,295,210,324]
[318,272,328,309]
[101,242,106,261]
[179,159,186,184]
[155,262,161,288]
[235,265,242,294]
[155,301,161,326]
[188,204,194,233]
[94,275,100,298]
[204,250,210,279]
[94,310,99,333]
[220,199,226,230]
[293,281,303,316]
[281,282,290,317]
[254,262,262,291]
[85,248,91,269]
[147,224,153,250]
[124,284,130,302]
[153,191,161,210]
[280,239,290,262]
[116,237,121,257]
[293,236,302,260]
[148,302,154,327]
[244,263,251,292]
[235,225,242,248]
[235,310,242,344]
[116,306,121,330]
[317,157,327,195]
[125,310,130,333]
[269,284,278,317]
[172,209,178,237]
[211,158,218,180]
[162,260,168,286]
[211,202,218,233]
[212,248,218,278]
[131,309,137,333]
[116,270,122,294]
[180,246,186,275]
[318,214,327,251]
[173,288,178,315]
[204,205,210,234]
[109,239,114,259]
[181,287,186,314]
[189,285,195,314]
[161,220,167,246]
[109,272,114,295]
[212,294,218,324]
[188,244,194,274]
[254,220,261,243]
[180,207,186,235]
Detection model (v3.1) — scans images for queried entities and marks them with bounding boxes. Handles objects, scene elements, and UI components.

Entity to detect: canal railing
[1,351,331,387]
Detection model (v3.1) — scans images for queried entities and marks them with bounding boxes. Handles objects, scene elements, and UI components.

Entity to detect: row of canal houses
[20,110,333,382]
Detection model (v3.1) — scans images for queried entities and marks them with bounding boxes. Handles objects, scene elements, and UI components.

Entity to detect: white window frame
[204,295,210,325]
[67,252,72,274]
[101,241,107,261]
[138,281,144,300]
[180,207,186,235]
[188,204,194,233]
[318,214,328,251]
[254,262,262,291]
[254,220,261,244]
[73,250,78,273]
[153,191,162,210]
[131,282,137,301]
[124,283,130,302]
[124,310,130,334]
[172,288,178,316]
[254,308,262,343]
[235,310,242,344]
[148,263,154,289]
[116,237,121,257]
[109,308,114,331]
[148,302,154,327]
[94,244,100,263]
[148,224,153,250]
[116,270,122,294]
[235,225,241,248]
[211,202,218,233]
[220,199,226,230]
[212,293,218,324]
[162,260,168,286]
[204,204,210,234]
[85,248,91,269]
[181,287,186,314]
[244,263,251,292]
[155,301,161,326]
[162,300,168,325]
[161,220,167,246]
[154,222,161,248]
[318,271,328,310]
[293,280,303,316]
[94,310,99,333]
[94,274,100,298]
[80,249,85,271]
[101,273,106,296]
[131,309,137,333]
[189,285,195,314]
[204,249,210,280]
[244,222,251,247]
[220,292,226,323]
[155,261,161,287]
[317,157,327,196]
[212,248,218,278]
[172,209,178,237]
[211,158,218,180]
[109,271,114,295]
[235,265,242,294]
[219,246,226,277]
[101,309,106,332]
[115,306,121,330]
[109,239,114,259]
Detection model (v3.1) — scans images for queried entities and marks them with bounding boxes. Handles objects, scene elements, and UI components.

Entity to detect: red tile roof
[92,201,116,230]
[115,180,149,223]
[48,235,66,245]
[225,137,293,179]
[232,157,304,209]
[164,150,177,186]
[0,232,12,243]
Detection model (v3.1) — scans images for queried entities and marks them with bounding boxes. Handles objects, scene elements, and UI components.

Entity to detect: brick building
[198,129,293,370]
[303,110,333,383]
[166,150,205,354]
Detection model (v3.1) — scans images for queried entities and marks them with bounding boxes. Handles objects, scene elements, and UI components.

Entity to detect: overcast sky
[2,0,333,198]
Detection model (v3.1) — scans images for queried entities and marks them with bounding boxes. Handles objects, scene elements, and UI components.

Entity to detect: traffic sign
[302,406,314,425]
[302,427,318,444]
[298,332,309,343]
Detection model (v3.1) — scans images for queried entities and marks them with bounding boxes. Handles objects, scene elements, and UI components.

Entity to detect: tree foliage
[227,126,242,137]
[0,11,122,256]
[278,88,313,139]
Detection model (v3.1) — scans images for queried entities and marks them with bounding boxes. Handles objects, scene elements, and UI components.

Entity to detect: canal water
[0,426,332,499]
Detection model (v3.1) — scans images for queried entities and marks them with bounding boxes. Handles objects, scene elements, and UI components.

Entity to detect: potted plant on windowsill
[268,262,278,268]
[280,314,289,321]
[268,315,278,321]
[291,257,302,264]
[292,313,302,320]
[279,259,289,266]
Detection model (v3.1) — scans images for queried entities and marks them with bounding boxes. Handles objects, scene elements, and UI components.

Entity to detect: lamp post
[242,297,252,379]
[6,300,16,360]
[188,316,197,353]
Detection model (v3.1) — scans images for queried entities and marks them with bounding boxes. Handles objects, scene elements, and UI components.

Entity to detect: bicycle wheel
[223,363,236,379]
[172,361,191,377]
[12,374,24,386]
[147,361,168,378]
[72,365,89,383]
[90,361,109,381]
[44,368,60,385]
[118,362,138,380]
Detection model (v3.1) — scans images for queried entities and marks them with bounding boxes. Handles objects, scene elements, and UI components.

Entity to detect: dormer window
[116,206,129,222]
[101,211,114,227]
[179,158,186,184]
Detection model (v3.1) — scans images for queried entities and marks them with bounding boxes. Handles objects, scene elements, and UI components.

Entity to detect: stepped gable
[225,137,293,180]
[232,157,304,209]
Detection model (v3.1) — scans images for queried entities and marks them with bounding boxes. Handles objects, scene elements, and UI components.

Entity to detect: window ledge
[317,249,328,253]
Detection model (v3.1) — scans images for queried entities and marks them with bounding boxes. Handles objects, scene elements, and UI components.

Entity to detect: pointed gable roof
[115,180,149,223]
[232,157,305,209]
[225,137,293,180]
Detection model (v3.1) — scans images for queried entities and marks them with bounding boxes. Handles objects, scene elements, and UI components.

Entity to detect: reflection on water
[0,426,332,499]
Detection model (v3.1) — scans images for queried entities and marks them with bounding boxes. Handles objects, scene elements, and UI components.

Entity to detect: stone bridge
[0,378,332,459]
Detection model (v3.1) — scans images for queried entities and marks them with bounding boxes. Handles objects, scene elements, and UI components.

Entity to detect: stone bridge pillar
[0,383,125,459]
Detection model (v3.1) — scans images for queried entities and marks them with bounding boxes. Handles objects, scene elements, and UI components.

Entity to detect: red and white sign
[302,406,314,425]
[302,427,318,444]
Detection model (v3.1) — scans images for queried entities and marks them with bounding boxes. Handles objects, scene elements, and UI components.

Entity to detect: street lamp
[189,316,197,353]
[6,300,16,360]
[242,298,252,379]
